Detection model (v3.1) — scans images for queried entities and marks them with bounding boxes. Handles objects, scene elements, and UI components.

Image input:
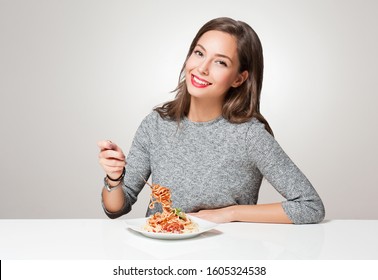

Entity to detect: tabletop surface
[1,219,377,260]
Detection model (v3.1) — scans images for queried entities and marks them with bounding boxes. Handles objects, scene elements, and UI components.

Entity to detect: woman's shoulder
[144,110,175,124]
[232,117,267,134]
[243,117,274,142]
[141,110,159,123]
[139,110,175,131]
[215,117,272,144]
[245,117,265,127]
[133,111,164,140]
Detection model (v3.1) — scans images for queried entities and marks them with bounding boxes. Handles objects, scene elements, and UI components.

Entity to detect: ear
[231,70,249,88]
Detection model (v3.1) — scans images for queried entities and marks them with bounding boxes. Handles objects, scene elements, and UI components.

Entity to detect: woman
[98,17,325,224]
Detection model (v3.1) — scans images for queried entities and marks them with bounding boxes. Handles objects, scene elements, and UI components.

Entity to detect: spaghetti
[143,183,198,234]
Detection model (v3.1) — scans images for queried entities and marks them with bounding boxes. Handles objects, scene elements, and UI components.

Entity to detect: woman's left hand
[189,207,234,223]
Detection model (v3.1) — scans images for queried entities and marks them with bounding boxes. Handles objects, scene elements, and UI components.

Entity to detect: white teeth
[193,75,210,85]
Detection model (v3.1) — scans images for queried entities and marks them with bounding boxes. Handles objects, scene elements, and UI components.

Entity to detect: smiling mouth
[191,74,212,88]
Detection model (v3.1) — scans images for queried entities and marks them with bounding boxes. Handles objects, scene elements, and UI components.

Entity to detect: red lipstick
[191,74,212,88]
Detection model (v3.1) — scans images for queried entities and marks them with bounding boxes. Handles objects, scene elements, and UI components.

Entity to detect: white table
[0,219,377,259]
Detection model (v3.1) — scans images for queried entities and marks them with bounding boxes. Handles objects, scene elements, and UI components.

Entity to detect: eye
[193,50,203,57]
[216,60,228,67]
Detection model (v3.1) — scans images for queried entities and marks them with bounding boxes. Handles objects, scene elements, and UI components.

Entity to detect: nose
[198,59,210,75]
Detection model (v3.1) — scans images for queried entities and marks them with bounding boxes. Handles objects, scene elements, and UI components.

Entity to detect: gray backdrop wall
[1,0,377,219]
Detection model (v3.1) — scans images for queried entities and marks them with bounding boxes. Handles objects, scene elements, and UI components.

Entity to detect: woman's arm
[192,121,325,224]
[97,140,128,216]
[244,121,325,224]
[101,184,126,213]
[190,203,293,224]
[97,114,154,219]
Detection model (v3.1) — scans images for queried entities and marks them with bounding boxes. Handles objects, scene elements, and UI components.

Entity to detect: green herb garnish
[172,208,186,220]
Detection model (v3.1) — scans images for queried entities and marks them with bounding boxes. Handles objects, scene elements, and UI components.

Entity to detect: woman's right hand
[97,140,126,180]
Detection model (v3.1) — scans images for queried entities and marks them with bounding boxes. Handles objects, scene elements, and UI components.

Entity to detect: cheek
[215,71,238,87]
[185,57,198,72]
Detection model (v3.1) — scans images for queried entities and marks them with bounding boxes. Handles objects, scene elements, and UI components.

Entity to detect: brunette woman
[98,17,325,224]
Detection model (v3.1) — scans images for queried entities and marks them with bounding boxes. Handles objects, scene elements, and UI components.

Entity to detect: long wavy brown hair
[154,17,273,135]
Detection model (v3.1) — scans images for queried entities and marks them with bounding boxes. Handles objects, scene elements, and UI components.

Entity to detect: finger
[97,140,124,152]
[100,149,125,161]
[109,143,123,153]
[97,140,113,151]
[100,160,125,172]
[99,157,126,168]
[104,166,123,177]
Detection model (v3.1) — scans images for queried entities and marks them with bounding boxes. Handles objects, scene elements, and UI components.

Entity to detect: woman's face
[185,30,247,101]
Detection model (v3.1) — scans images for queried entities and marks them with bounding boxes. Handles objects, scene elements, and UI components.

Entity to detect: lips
[191,74,212,88]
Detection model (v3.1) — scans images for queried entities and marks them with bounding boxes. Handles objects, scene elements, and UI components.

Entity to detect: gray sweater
[103,111,325,224]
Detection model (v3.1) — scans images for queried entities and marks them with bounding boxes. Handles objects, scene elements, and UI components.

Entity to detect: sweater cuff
[281,200,325,224]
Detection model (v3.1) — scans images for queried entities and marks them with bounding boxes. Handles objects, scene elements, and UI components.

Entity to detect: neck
[187,97,223,122]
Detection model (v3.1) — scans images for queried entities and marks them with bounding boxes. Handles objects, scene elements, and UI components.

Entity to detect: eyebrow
[196,44,233,62]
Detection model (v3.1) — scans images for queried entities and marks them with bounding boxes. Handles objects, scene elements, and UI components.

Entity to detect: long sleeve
[246,121,325,224]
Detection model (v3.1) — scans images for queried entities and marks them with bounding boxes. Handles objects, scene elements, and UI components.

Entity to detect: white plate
[125,215,217,240]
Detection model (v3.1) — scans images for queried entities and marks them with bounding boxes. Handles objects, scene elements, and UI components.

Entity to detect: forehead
[197,30,238,59]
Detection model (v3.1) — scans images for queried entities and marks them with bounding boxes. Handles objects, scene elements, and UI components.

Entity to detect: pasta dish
[143,183,199,234]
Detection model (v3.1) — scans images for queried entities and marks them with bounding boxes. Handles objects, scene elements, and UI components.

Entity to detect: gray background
[1,0,377,219]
